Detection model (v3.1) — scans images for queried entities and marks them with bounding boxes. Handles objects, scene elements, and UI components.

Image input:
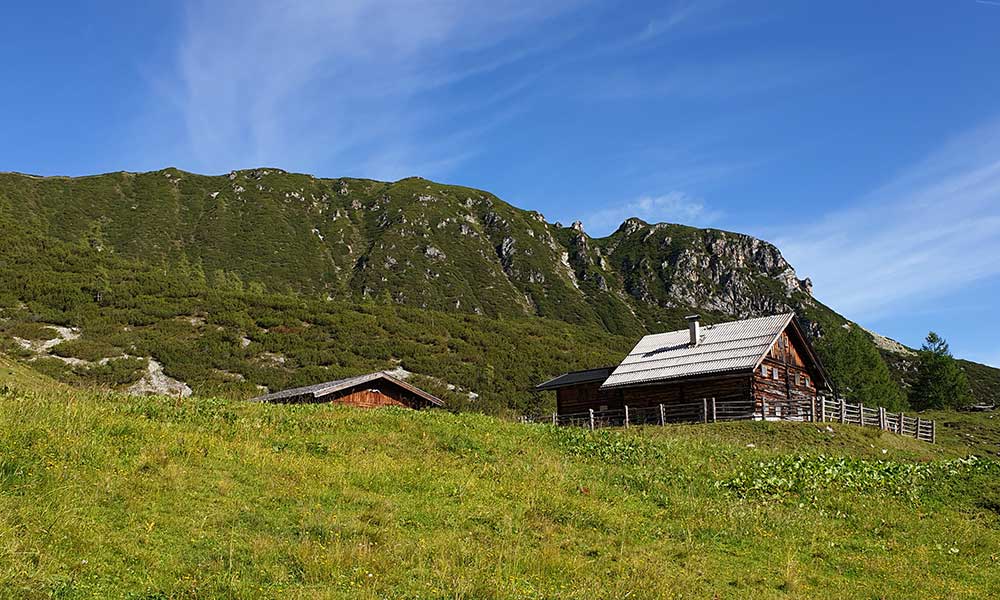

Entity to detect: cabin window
[804,377,811,388]
[772,368,779,380]
[761,365,768,377]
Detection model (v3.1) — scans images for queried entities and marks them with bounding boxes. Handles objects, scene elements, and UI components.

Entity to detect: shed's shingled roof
[251,371,444,406]
[601,313,795,389]
[534,366,615,391]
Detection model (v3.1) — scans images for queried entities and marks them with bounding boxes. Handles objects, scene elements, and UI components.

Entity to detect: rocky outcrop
[563,220,815,322]
[127,359,192,398]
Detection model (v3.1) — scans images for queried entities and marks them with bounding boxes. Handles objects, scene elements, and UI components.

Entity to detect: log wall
[752,329,819,418]
[618,372,752,408]
[557,382,623,414]
[317,382,434,409]
[556,373,753,414]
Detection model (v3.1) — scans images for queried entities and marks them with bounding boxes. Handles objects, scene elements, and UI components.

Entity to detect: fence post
[931,420,936,444]
[552,412,557,426]
[711,397,717,423]
[840,399,846,424]
[811,396,816,422]
[761,398,767,421]
[624,405,630,429]
[915,417,922,440]
[659,403,665,426]
[859,403,864,427]
[703,398,709,423]
[820,397,826,422]
[900,412,905,435]
[589,408,594,431]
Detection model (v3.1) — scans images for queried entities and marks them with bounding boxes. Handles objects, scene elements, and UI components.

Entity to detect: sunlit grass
[1,356,998,599]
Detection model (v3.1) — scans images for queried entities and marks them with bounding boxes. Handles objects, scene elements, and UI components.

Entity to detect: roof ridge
[648,312,795,338]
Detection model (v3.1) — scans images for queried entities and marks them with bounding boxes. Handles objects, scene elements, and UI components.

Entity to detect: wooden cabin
[251,371,443,409]
[535,313,830,421]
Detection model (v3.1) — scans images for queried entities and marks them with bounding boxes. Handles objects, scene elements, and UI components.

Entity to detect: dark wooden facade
[546,319,829,420]
[253,372,443,409]
[556,381,622,414]
[555,372,752,413]
[318,381,438,409]
[751,328,824,419]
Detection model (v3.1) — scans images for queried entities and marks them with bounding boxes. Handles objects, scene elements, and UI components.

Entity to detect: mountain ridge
[0,167,818,330]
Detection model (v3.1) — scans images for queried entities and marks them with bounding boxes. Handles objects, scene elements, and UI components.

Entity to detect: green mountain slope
[0,168,996,408]
[1,359,998,598]
[0,168,822,333]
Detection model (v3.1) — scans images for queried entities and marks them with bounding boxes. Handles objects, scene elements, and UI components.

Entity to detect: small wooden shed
[251,371,444,409]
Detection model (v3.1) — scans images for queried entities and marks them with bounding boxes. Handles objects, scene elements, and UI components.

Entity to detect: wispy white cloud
[775,116,1000,321]
[146,0,586,178]
[136,0,782,181]
[583,191,721,236]
[600,0,769,56]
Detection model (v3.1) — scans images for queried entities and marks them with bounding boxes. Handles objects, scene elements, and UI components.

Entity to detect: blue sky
[2,1,998,366]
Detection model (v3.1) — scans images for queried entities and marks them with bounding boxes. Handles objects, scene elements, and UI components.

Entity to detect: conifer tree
[816,325,907,411]
[910,332,973,410]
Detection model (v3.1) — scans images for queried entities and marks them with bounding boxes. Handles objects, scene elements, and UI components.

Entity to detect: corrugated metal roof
[601,313,794,389]
[534,366,615,391]
[251,371,444,406]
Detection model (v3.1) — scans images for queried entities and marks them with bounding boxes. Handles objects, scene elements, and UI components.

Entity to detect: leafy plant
[720,454,1000,501]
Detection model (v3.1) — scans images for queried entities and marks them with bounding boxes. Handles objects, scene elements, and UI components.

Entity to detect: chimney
[685,314,701,346]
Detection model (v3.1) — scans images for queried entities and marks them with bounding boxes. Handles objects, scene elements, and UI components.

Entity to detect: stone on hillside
[127,359,192,398]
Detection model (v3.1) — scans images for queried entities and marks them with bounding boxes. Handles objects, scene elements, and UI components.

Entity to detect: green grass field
[1,355,999,599]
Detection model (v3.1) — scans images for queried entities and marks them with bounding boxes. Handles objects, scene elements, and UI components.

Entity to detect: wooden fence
[522,396,935,443]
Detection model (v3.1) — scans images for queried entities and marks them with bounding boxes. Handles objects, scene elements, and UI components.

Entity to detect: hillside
[0,168,997,409]
[0,168,817,337]
[1,356,999,598]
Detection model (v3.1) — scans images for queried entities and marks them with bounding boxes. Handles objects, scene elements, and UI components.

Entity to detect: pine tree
[910,332,973,410]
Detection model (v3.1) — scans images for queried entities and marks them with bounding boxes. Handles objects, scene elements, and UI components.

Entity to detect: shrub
[3,321,59,341]
[51,338,119,362]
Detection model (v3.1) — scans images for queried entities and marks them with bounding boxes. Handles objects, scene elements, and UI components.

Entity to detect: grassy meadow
[1,356,999,599]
